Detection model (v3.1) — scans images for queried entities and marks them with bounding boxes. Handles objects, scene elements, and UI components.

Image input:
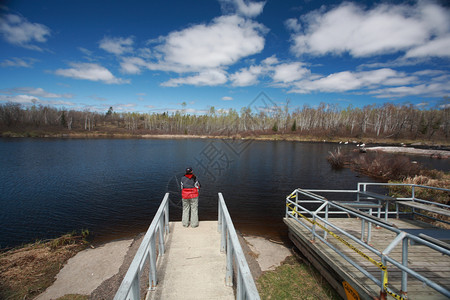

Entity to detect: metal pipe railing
[286,185,450,299]
[114,193,170,300]
[218,193,260,300]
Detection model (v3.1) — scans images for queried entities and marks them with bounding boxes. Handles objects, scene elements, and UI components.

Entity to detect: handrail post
[221,216,226,253]
[158,217,165,256]
[218,198,222,232]
[324,204,329,240]
[226,230,233,286]
[148,235,157,290]
[165,200,169,235]
[401,237,408,297]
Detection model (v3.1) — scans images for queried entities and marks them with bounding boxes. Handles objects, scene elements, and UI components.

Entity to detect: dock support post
[361,219,365,242]
[226,231,233,286]
[380,256,387,300]
[158,218,165,256]
[221,218,226,253]
[401,237,408,297]
[165,201,169,235]
[148,236,157,290]
[218,199,222,232]
[324,204,329,240]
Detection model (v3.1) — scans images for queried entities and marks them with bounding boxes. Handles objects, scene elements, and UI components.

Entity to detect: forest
[0,100,449,142]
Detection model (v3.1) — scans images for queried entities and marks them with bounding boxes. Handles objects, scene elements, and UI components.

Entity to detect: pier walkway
[114,193,260,300]
[147,221,234,300]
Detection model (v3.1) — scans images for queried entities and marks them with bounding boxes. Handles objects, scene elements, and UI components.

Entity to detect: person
[180,167,201,228]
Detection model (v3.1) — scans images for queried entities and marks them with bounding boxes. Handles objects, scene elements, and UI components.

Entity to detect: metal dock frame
[285,183,450,300]
[218,192,261,300]
[114,193,170,300]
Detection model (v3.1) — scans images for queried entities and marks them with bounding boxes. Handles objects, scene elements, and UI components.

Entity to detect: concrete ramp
[148,221,234,300]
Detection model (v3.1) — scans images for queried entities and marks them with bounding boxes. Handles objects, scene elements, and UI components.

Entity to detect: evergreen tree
[291,119,297,131]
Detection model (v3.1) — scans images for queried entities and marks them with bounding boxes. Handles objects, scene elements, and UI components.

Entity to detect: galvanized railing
[114,193,170,300]
[357,182,450,225]
[286,184,450,299]
[218,192,261,300]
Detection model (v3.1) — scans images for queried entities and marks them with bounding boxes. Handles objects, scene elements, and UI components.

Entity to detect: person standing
[181,167,201,228]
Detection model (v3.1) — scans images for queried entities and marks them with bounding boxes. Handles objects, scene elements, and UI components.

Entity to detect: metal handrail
[114,193,170,300]
[286,185,450,299]
[218,192,260,300]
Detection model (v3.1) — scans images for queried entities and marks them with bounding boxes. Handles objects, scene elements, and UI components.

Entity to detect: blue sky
[1,0,449,114]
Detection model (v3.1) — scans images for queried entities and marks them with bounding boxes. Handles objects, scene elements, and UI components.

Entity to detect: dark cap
[185,167,193,174]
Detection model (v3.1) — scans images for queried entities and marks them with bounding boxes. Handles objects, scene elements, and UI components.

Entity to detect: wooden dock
[285,217,450,300]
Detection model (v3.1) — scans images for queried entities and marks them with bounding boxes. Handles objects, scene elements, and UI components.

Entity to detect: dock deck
[285,217,450,300]
[148,221,234,300]
[114,193,259,300]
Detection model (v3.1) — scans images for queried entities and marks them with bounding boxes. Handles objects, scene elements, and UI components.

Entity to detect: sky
[0,0,449,115]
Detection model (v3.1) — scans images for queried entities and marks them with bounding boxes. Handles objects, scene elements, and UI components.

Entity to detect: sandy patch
[243,236,291,271]
[35,239,133,300]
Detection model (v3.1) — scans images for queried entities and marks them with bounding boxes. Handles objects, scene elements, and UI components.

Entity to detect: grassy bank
[0,232,89,300]
[2,129,449,149]
[257,255,341,300]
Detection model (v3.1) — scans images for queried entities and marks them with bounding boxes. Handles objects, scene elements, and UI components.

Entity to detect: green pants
[182,197,198,227]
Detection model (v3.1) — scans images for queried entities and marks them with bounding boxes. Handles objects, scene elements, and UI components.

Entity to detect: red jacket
[181,174,200,199]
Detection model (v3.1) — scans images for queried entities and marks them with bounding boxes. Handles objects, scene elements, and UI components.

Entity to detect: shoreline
[2,131,449,149]
[365,146,449,158]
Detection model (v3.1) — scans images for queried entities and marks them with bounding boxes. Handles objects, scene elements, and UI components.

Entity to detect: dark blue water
[0,138,446,248]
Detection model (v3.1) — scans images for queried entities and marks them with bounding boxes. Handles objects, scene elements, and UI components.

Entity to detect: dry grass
[0,234,88,300]
[327,150,424,180]
[326,149,449,228]
[257,255,341,300]
[327,148,345,169]
[389,171,450,228]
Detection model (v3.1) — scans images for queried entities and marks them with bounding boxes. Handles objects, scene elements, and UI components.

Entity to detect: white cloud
[122,15,267,77]
[99,36,134,55]
[219,0,266,17]
[261,55,278,65]
[290,2,450,58]
[0,94,39,104]
[370,82,450,99]
[289,68,417,94]
[55,63,129,84]
[161,69,228,87]
[160,15,266,70]
[120,57,146,74]
[2,87,74,98]
[222,96,233,101]
[0,57,36,68]
[285,18,301,32]
[230,65,262,86]
[406,34,450,58]
[0,13,51,50]
[272,62,309,83]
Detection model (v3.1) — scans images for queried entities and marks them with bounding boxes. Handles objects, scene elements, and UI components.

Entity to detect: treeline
[0,101,449,140]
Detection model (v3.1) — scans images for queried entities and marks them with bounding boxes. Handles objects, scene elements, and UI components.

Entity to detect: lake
[0,138,447,248]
